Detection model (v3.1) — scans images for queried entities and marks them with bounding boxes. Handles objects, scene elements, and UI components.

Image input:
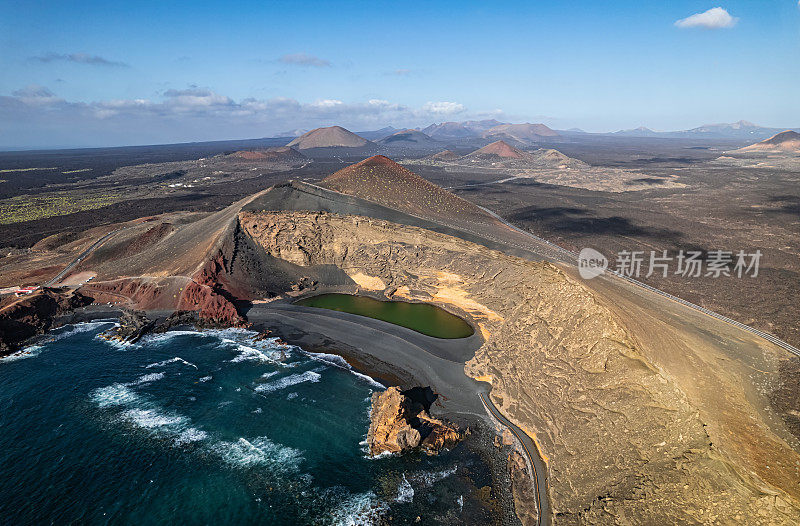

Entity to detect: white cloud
[278,53,330,67]
[30,52,129,67]
[421,101,465,115]
[310,99,344,109]
[675,7,738,29]
[0,86,481,147]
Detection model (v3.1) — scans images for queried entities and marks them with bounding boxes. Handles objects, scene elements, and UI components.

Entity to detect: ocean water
[0,322,498,525]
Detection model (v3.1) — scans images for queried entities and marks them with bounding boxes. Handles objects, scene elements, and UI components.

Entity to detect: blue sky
[1,1,798,148]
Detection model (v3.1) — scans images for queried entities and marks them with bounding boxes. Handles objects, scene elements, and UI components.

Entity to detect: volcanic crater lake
[295,294,475,339]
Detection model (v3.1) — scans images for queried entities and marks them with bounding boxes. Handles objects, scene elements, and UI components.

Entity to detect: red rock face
[182,250,247,326]
[177,281,244,325]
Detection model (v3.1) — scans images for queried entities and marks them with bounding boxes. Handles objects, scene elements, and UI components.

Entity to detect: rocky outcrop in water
[367,386,463,457]
[0,288,92,355]
[99,309,154,344]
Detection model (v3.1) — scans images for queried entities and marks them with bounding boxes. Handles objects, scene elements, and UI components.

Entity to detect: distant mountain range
[420,120,558,142]
[607,121,800,140]
[278,120,800,150]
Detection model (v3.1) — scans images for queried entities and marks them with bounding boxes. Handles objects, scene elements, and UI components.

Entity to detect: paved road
[480,393,551,526]
[44,226,129,287]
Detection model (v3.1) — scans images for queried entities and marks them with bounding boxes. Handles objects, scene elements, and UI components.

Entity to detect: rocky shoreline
[366,386,464,457]
[0,288,93,356]
[3,304,531,525]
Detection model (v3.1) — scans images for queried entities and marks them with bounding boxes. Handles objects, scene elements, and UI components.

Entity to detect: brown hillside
[232,146,306,162]
[738,130,800,153]
[483,123,559,142]
[286,126,371,149]
[470,140,526,159]
[426,150,460,161]
[321,155,494,224]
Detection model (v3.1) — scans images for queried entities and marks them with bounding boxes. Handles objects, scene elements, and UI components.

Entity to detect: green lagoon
[296,294,474,339]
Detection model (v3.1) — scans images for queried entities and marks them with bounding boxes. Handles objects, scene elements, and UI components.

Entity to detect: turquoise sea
[0,322,499,525]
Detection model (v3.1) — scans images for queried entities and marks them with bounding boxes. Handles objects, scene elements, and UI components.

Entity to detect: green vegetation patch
[0,189,125,225]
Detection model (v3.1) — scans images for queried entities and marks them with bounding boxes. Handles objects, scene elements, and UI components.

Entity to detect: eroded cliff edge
[238,209,800,524]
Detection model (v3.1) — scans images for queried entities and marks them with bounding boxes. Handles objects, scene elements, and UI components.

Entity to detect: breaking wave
[213,437,303,472]
[254,371,322,393]
[132,372,165,385]
[92,383,142,408]
[329,491,390,526]
[396,474,414,503]
[145,357,198,369]
[303,351,385,390]
[0,345,44,363]
[49,321,116,342]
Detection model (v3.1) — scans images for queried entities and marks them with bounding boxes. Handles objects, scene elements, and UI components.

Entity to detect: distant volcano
[377,129,438,147]
[231,146,307,164]
[737,130,800,153]
[287,126,372,149]
[467,140,527,159]
[425,150,460,161]
[482,123,559,143]
[458,140,588,170]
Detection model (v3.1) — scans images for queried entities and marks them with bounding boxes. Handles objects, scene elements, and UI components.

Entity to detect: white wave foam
[330,491,389,526]
[199,375,212,383]
[0,345,44,363]
[254,371,321,393]
[98,336,134,350]
[366,450,395,460]
[214,437,303,471]
[304,350,384,390]
[304,351,350,369]
[229,343,283,364]
[138,330,202,344]
[396,474,414,503]
[49,321,116,342]
[351,371,385,390]
[2,322,114,363]
[175,428,208,445]
[92,382,201,444]
[145,357,198,369]
[92,383,141,408]
[414,465,458,486]
[123,408,187,429]
[132,372,165,385]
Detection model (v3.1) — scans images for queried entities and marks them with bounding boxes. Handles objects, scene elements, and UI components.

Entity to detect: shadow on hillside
[507,205,684,242]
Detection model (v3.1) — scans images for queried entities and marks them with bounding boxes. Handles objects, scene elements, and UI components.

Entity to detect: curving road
[44,226,129,287]
[479,392,551,526]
